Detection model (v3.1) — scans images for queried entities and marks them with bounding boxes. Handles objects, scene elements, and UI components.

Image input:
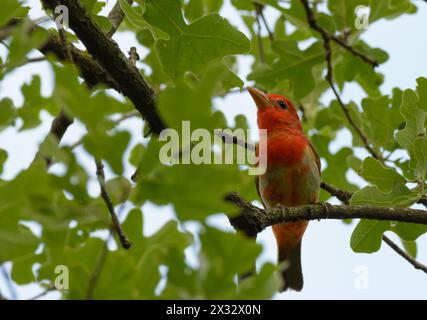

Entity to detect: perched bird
[247,87,321,292]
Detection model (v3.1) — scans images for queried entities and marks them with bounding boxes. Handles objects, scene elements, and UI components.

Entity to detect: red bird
[248,87,321,291]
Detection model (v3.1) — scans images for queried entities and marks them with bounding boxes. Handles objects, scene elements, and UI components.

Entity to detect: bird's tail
[272,222,306,292]
[278,241,303,291]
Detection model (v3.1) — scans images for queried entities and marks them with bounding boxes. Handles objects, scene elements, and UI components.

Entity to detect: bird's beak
[247,87,270,109]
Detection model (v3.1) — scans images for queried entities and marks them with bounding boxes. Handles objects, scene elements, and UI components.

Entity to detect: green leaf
[18,76,57,130]
[0,0,28,27]
[361,94,402,150]
[416,77,427,112]
[334,43,386,96]
[248,41,324,99]
[157,64,228,133]
[350,179,426,252]
[11,253,42,284]
[6,21,48,71]
[200,227,261,277]
[162,226,269,299]
[231,263,280,299]
[351,183,418,207]
[142,0,250,80]
[0,98,16,129]
[410,137,427,181]
[351,220,388,253]
[132,161,255,220]
[105,177,132,204]
[120,0,168,39]
[358,157,406,192]
[53,65,132,174]
[328,0,368,31]
[401,239,417,258]
[392,222,427,242]
[369,0,416,23]
[184,0,224,22]
[0,207,39,261]
[0,149,7,174]
[81,0,111,31]
[396,89,426,150]
[351,220,427,254]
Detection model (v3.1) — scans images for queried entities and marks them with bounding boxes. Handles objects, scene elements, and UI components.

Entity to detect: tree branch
[258,4,274,41]
[299,0,378,67]
[107,0,133,37]
[40,31,120,90]
[28,285,57,300]
[320,181,352,204]
[215,130,256,152]
[254,3,265,63]
[382,235,427,274]
[42,0,165,134]
[300,0,382,161]
[225,192,427,236]
[95,160,131,249]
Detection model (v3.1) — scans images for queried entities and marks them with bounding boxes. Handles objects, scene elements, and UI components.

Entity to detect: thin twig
[86,204,127,300]
[215,130,256,152]
[329,33,378,67]
[382,235,427,274]
[299,0,378,67]
[254,3,265,63]
[128,46,140,65]
[258,4,274,41]
[320,181,352,204]
[0,56,46,69]
[95,160,131,249]
[298,102,307,123]
[58,29,74,65]
[300,0,382,161]
[28,285,57,300]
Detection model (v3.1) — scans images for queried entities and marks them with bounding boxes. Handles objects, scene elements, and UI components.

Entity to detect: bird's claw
[317,202,332,217]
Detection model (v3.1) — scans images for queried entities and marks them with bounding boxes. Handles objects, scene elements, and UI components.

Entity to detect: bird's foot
[316,202,332,219]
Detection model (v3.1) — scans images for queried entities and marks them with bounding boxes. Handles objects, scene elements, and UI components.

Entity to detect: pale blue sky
[1,0,427,299]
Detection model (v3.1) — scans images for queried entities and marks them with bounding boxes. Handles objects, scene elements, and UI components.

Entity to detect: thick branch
[42,0,165,134]
[107,0,133,37]
[41,32,120,90]
[225,192,427,236]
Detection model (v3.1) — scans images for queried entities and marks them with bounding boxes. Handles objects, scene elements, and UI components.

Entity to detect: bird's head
[247,87,302,131]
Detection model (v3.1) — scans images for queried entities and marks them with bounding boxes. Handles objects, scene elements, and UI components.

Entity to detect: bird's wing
[255,176,267,209]
[307,140,321,175]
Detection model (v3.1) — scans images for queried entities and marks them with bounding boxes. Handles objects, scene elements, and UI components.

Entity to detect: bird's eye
[278,100,288,110]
